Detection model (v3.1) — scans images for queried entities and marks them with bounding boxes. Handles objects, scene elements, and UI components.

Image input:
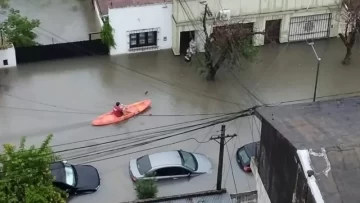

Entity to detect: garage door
[288,13,332,42]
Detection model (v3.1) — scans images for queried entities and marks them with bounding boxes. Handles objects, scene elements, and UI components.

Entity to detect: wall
[172,6,341,54]
[93,0,104,28]
[251,158,270,203]
[0,47,17,68]
[173,0,338,23]
[256,119,316,203]
[109,3,172,55]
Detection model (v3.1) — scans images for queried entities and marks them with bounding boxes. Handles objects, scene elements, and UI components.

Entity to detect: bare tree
[338,0,360,65]
[200,4,264,80]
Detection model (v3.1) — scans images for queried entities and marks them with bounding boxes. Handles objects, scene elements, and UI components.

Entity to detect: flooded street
[0,38,360,202]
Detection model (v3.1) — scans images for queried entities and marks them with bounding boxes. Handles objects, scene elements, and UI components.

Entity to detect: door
[151,167,191,180]
[265,19,281,44]
[180,31,195,55]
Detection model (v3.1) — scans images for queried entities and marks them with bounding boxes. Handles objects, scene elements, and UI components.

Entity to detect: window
[64,164,76,186]
[154,167,189,177]
[238,148,250,164]
[129,31,157,48]
[178,151,197,171]
[137,155,152,175]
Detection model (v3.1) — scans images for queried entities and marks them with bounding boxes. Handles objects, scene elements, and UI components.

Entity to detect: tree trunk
[339,31,356,65]
[207,65,217,80]
[343,47,352,65]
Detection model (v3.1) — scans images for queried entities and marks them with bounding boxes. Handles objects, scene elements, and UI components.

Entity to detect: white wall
[173,0,338,23]
[109,3,173,55]
[250,158,271,203]
[93,0,104,28]
[0,46,16,68]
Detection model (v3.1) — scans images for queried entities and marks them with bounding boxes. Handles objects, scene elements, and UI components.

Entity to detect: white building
[172,0,342,55]
[94,0,173,55]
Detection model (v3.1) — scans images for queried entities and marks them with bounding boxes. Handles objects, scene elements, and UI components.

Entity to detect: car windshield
[64,164,76,186]
[178,151,197,171]
[238,148,250,164]
[137,155,152,175]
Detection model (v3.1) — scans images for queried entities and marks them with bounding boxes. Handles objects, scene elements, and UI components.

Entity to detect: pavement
[0,38,360,202]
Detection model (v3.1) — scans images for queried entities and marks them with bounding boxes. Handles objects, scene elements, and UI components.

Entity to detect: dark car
[50,161,100,195]
[236,142,259,172]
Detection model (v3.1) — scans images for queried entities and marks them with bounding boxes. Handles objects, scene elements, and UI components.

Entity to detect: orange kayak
[92,99,151,126]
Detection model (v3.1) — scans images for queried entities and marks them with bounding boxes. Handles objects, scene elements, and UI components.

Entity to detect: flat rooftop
[256,96,360,203]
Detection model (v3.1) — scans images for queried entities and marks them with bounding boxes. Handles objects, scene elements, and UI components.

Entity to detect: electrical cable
[0,104,244,117]
[0,137,210,182]
[59,113,246,161]
[51,111,243,147]
[6,111,246,158]
[225,143,238,193]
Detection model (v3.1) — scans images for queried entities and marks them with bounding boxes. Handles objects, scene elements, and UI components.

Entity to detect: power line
[225,144,238,193]
[1,113,249,177]
[0,137,210,182]
[51,112,243,147]
[0,104,243,117]
[6,112,245,158]
[58,113,248,161]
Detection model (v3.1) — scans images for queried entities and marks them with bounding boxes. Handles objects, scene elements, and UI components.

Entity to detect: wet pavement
[0,38,360,202]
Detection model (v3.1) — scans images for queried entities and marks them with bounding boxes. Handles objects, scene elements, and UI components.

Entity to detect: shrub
[134,179,158,199]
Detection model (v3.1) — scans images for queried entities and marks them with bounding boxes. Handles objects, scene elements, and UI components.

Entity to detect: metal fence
[289,13,332,42]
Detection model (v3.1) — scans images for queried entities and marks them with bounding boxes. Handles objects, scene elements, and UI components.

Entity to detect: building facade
[172,0,341,55]
[95,0,173,55]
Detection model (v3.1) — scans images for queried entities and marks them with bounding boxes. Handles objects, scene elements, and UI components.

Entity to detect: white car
[129,150,212,181]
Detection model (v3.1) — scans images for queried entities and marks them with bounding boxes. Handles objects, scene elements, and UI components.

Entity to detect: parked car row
[50,143,259,197]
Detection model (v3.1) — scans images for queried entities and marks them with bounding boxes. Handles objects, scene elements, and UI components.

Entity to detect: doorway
[265,19,281,44]
[180,31,195,55]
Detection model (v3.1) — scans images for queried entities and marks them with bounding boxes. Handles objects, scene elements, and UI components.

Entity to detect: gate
[15,33,108,64]
[288,13,332,42]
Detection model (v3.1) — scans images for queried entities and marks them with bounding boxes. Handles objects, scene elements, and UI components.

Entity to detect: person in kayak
[113,102,126,117]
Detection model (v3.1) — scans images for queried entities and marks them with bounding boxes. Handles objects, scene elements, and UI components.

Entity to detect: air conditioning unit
[217,9,230,21]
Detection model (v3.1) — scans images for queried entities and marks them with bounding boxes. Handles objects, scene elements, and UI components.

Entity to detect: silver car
[129,150,212,181]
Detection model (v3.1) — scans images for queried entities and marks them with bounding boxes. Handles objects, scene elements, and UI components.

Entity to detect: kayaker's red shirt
[113,105,123,117]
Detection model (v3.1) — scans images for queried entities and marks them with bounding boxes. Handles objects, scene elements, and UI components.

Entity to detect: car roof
[243,141,260,157]
[50,161,65,183]
[148,150,182,168]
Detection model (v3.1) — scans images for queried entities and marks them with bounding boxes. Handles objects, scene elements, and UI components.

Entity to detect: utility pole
[210,125,237,190]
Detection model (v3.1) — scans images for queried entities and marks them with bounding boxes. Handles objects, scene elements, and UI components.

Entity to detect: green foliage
[0,135,67,203]
[237,39,258,62]
[135,179,158,199]
[0,0,9,9]
[0,9,40,47]
[100,17,115,48]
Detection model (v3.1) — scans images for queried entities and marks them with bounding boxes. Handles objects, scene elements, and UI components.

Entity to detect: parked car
[129,150,212,181]
[50,160,100,195]
[236,142,259,172]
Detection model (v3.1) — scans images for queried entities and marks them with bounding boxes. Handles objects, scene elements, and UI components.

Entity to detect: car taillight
[131,175,137,182]
[244,166,251,172]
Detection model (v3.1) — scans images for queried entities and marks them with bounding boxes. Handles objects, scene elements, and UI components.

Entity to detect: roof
[256,96,360,203]
[149,150,182,168]
[243,142,259,157]
[122,189,233,203]
[95,0,172,15]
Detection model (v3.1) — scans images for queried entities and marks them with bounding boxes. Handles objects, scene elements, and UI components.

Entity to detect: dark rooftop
[96,0,172,15]
[256,96,360,203]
